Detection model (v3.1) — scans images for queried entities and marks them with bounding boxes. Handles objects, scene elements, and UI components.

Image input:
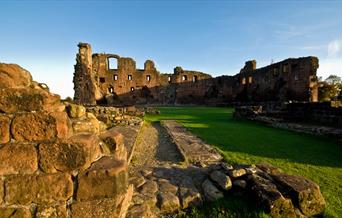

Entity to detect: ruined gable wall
[234,57,318,102]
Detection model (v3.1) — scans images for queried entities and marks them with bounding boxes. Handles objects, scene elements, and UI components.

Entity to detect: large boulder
[0,63,32,89]
[272,174,326,217]
[248,174,296,218]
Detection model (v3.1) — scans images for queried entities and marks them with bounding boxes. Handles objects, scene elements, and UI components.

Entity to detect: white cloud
[327,40,341,57]
[317,57,342,80]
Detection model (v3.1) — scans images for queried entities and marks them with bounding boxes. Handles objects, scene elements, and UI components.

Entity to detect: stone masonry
[0,63,132,218]
[73,43,319,106]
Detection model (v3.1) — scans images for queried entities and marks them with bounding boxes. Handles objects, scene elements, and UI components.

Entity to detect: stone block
[0,63,32,89]
[157,192,180,212]
[228,168,247,178]
[66,104,86,118]
[202,179,224,202]
[36,205,67,218]
[77,156,127,201]
[0,143,37,175]
[179,187,202,209]
[11,112,56,142]
[126,204,154,218]
[5,173,73,205]
[272,173,326,217]
[39,133,101,173]
[0,115,10,144]
[248,174,296,218]
[72,116,100,134]
[99,128,124,153]
[210,170,232,191]
[50,111,72,139]
[0,88,60,114]
[71,197,124,218]
[0,178,4,204]
[0,207,32,218]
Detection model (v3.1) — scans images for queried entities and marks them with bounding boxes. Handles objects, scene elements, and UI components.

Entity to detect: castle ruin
[73,43,319,106]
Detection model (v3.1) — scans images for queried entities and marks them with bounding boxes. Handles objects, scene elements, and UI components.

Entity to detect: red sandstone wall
[73,43,319,106]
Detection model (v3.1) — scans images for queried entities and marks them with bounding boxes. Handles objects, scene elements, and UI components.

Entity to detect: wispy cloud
[327,40,341,57]
[317,39,342,79]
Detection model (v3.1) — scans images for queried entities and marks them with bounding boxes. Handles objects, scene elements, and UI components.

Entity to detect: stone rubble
[127,120,326,218]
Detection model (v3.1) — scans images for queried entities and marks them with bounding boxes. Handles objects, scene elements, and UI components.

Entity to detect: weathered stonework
[73,43,319,106]
[0,62,131,217]
[0,143,38,175]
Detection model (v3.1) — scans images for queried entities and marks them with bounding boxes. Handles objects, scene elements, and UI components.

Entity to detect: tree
[325,75,341,85]
[318,75,342,101]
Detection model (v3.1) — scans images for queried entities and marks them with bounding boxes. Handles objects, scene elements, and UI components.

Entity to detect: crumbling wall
[0,63,132,218]
[73,43,319,106]
[73,43,99,105]
[234,57,319,102]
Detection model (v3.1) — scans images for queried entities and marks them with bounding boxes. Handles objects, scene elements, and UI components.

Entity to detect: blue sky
[1,0,342,98]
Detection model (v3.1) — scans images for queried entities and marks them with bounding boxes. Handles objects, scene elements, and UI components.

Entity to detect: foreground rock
[272,174,326,217]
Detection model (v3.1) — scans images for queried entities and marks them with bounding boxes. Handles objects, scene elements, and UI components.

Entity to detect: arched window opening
[242,77,246,85]
[182,75,188,81]
[192,75,198,82]
[168,76,171,83]
[128,75,132,81]
[131,87,135,92]
[114,74,118,81]
[146,75,151,82]
[108,57,118,70]
[108,85,114,94]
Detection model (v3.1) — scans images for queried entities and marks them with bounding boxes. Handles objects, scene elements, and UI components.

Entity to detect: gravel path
[129,122,184,175]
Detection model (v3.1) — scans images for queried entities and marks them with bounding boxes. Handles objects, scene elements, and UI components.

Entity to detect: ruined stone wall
[73,43,319,106]
[0,63,132,217]
[234,57,319,102]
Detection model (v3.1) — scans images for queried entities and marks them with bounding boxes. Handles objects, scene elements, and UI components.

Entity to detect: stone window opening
[114,74,118,81]
[146,75,151,82]
[192,75,198,82]
[108,86,114,93]
[248,76,253,84]
[131,87,135,92]
[294,73,299,81]
[283,64,289,73]
[128,75,132,81]
[108,57,118,70]
[273,68,279,76]
[168,76,171,83]
[242,77,246,85]
[182,75,188,81]
[100,77,106,83]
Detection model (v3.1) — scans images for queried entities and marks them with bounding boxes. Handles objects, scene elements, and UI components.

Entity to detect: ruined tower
[73,43,97,105]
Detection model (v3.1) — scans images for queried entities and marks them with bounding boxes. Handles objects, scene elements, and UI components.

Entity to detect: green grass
[146,107,342,218]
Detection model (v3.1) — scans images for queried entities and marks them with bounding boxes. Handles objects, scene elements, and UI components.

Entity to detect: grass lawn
[146,107,342,218]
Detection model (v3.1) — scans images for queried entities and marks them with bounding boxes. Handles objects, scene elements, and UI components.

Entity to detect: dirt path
[126,121,211,218]
[129,122,184,175]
